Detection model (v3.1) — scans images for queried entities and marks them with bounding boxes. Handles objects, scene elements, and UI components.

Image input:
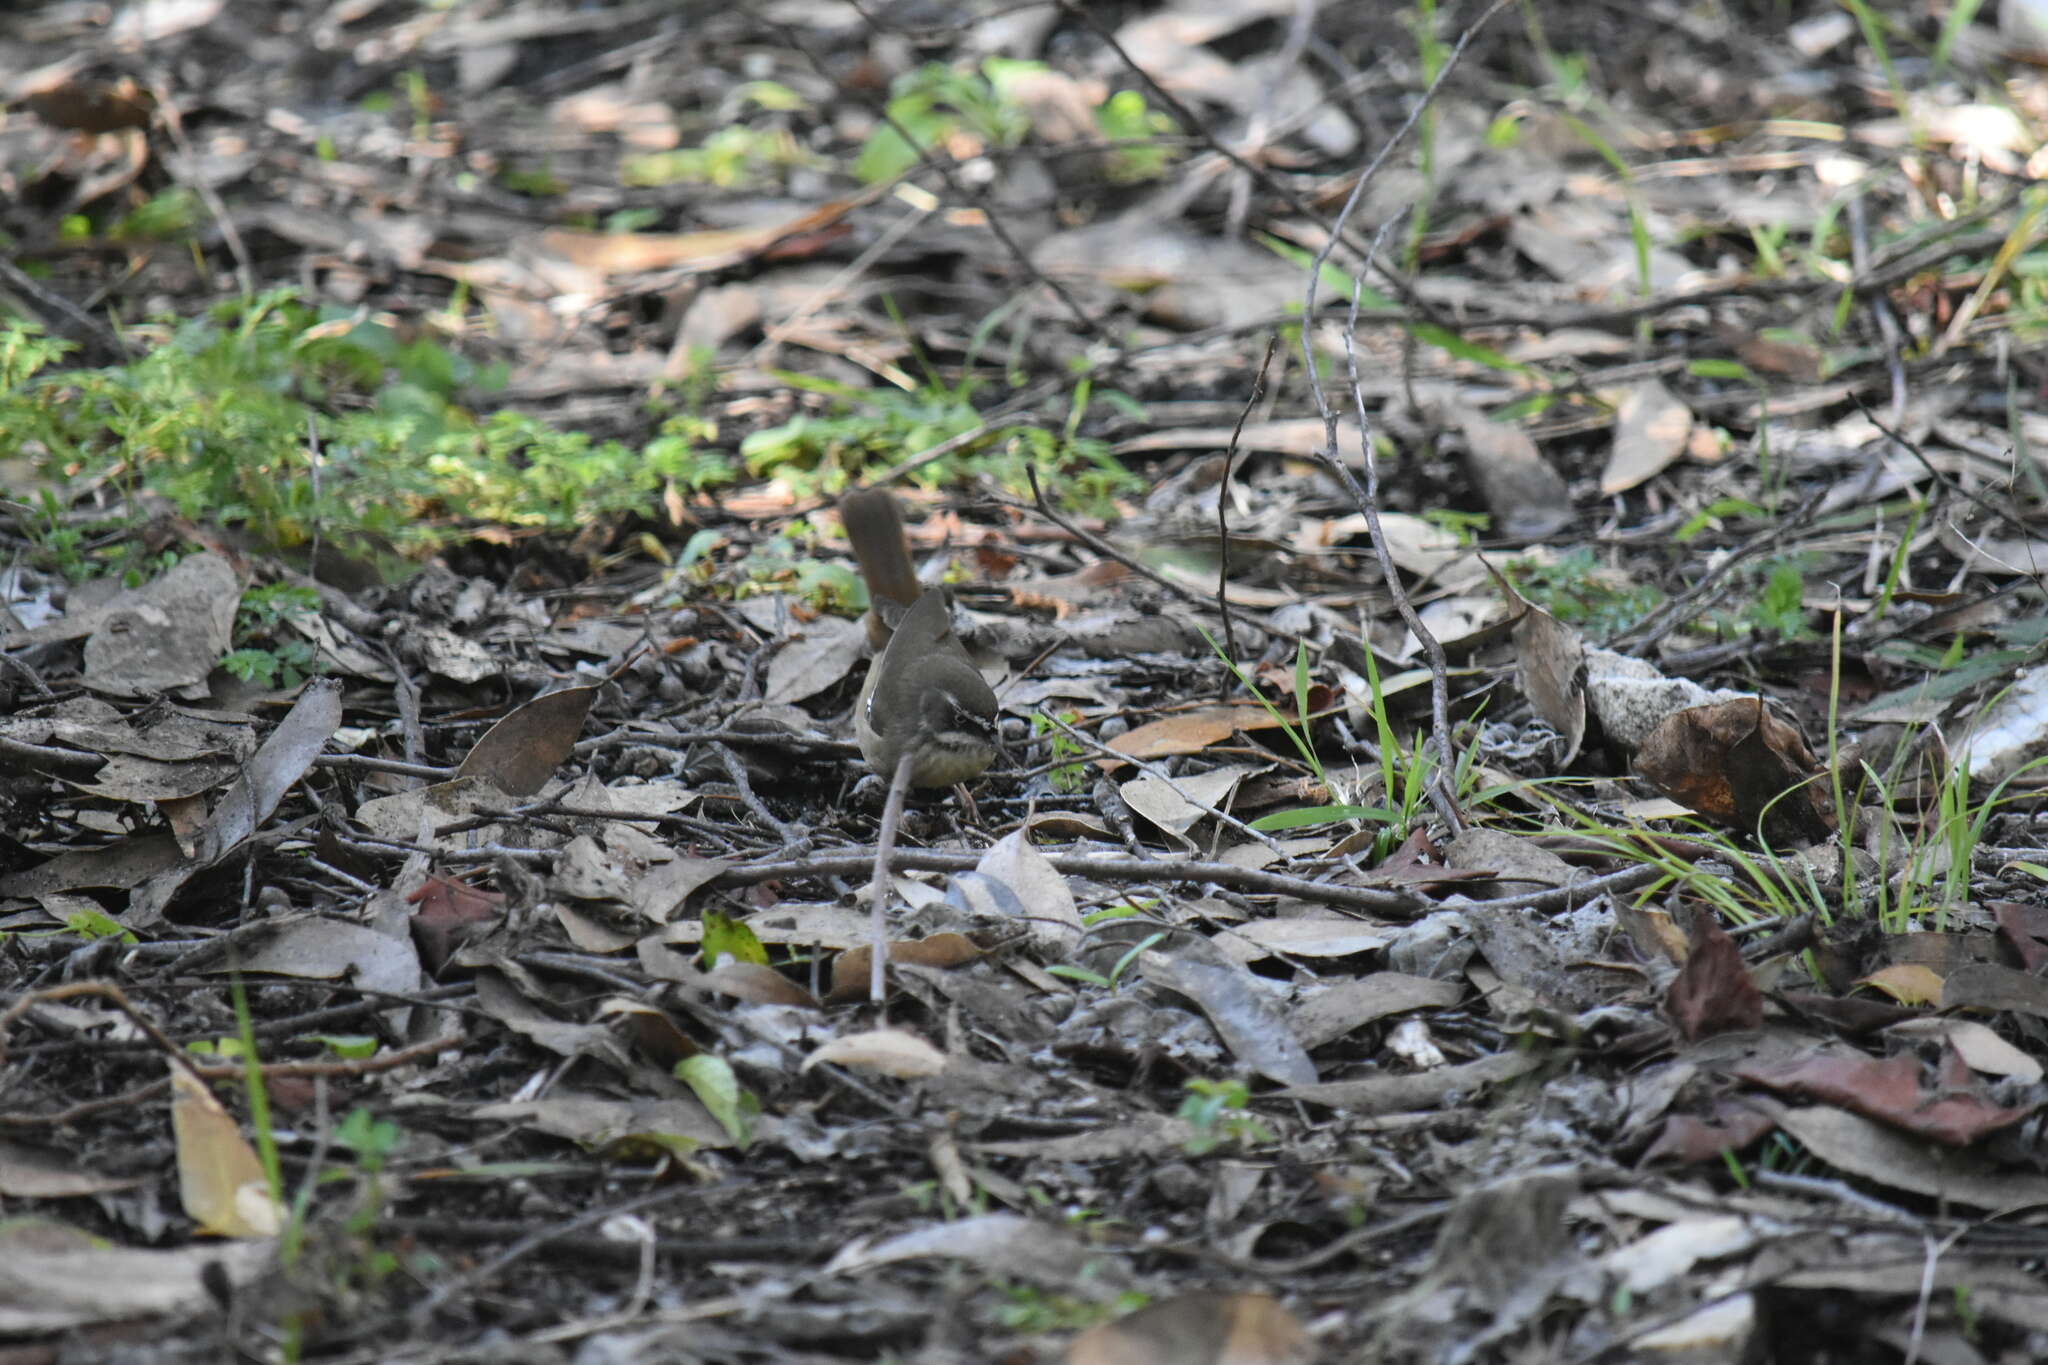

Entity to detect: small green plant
[1953,1283,1980,1341]
[223,582,322,690]
[736,368,1136,507]
[1712,1129,1810,1186]
[333,1106,403,1179]
[0,295,741,569]
[1419,507,1490,543]
[1739,559,1812,640]
[1554,809,1819,932]
[855,60,1036,184]
[1404,0,1447,273]
[903,1176,989,1221]
[1503,549,1664,639]
[1203,633,1455,857]
[1032,710,1089,794]
[1044,929,1164,991]
[1204,635,1335,790]
[1177,1077,1274,1155]
[1862,737,2048,932]
[111,188,198,242]
[1748,222,1791,278]
[622,124,817,189]
[993,1281,1148,1333]
[300,1105,408,1315]
[1095,89,1177,183]
[738,523,863,611]
[64,908,137,943]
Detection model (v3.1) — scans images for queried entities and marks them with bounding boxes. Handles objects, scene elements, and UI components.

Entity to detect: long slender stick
[868,749,917,1004]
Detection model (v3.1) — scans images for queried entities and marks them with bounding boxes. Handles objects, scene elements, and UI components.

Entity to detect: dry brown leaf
[828,933,980,1004]
[1735,1050,2036,1146]
[802,1028,947,1078]
[1665,913,1763,1041]
[1066,1291,1314,1365]
[169,1065,282,1239]
[1108,704,1290,764]
[457,683,598,796]
[1600,378,1695,494]
[1855,963,1943,1006]
[1635,697,1834,842]
[539,194,873,275]
[702,961,822,1008]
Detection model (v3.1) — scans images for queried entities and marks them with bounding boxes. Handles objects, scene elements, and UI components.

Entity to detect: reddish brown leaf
[1635,698,1834,842]
[828,933,982,1004]
[408,873,505,974]
[1640,1099,1778,1165]
[1732,1050,2037,1147]
[1665,914,1763,1041]
[1989,899,2048,971]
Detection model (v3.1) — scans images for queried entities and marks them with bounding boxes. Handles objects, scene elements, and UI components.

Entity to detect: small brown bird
[840,487,998,789]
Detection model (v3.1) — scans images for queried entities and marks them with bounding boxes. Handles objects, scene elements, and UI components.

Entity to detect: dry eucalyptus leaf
[764,612,864,705]
[1292,973,1463,1051]
[1600,377,1694,494]
[969,830,1084,959]
[1767,1103,2048,1210]
[0,832,183,900]
[1118,764,1261,847]
[1107,704,1289,764]
[0,1140,148,1199]
[1067,1291,1314,1365]
[473,1095,729,1152]
[802,1027,947,1078]
[204,915,421,1000]
[828,933,980,1004]
[827,1212,1127,1290]
[0,1220,274,1333]
[412,624,497,684]
[595,998,704,1068]
[1636,697,1833,843]
[82,552,239,698]
[170,1065,283,1239]
[473,970,632,1070]
[1887,1017,2043,1083]
[1140,949,1316,1088]
[127,678,343,927]
[356,775,517,850]
[1501,581,1586,763]
[1451,403,1572,540]
[457,683,598,796]
[702,961,821,1009]
[1215,916,1393,962]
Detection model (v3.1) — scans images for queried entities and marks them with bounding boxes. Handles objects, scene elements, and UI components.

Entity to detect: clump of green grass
[0,292,739,577]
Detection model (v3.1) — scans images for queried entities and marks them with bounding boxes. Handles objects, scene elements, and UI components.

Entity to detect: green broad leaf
[674,1054,753,1148]
[64,909,137,943]
[1688,358,1755,381]
[307,1034,379,1060]
[700,909,770,969]
[334,1107,402,1162]
[603,1130,703,1162]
